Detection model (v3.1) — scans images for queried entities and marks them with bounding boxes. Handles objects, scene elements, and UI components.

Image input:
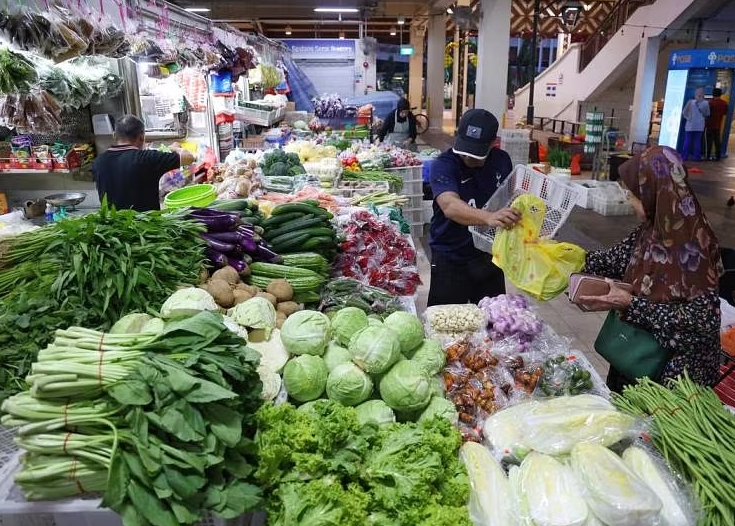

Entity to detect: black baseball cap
[453,109,499,160]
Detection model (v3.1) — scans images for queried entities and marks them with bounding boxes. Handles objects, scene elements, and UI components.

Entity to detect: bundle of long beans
[613,374,735,526]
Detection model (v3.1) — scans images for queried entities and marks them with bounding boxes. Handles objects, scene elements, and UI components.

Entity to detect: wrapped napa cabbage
[518,452,588,526]
[326,362,373,406]
[160,287,219,319]
[383,311,425,354]
[354,399,395,427]
[571,443,662,526]
[228,297,277,338]
[247,329,290,373]
[378,360,432,412]
[282,354,328,402]
[330,307,368,347]
[622,446,697,526]
[279,310,331,356]
[348,325,401,374]
[322,342,352,371]
[460,441,514,526]
[110,313,154,334]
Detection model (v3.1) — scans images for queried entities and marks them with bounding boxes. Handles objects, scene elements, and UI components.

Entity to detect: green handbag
[594,311,670,381]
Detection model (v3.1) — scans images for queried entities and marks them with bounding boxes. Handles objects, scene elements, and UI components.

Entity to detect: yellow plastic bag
[492,194,586,301]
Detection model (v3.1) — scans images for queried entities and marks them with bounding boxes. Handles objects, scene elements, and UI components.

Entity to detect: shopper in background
[577,145,723,392]
[680,87,710,161]
[377,97,417,150]
[92,115,195,212]
[706,87,728,162]
[427,108,521,306]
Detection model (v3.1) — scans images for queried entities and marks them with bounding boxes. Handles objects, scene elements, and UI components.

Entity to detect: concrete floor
[413,117,735,378]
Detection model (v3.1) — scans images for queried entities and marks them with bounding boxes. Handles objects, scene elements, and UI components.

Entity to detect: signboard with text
[669,49,735,70]
[282,39,355,60]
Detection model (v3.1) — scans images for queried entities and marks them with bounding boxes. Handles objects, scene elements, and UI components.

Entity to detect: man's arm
[377,114,393,142]
[169,145,195,166]
[435,191,520,228]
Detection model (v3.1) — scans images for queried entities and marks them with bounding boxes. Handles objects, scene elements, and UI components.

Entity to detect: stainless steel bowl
[44,192,87,208]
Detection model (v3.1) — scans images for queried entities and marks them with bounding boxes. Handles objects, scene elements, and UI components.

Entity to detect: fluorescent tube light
[314,7,359,13]
[390,26,397,36]
[285,25,292,35]
[184,7,210,12]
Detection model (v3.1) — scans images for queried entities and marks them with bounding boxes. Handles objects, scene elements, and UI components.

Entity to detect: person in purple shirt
[427,109,521,306]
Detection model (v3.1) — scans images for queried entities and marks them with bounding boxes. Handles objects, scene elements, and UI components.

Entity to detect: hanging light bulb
[339,31,345,39]
[390,26,397,36]
[285,25,292,35]
[397,15,405,25]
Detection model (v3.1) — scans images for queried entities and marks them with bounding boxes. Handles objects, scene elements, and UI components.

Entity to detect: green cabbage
[348,326,401,374]
[228,297,277,338]
[367,316,383,327]
[110,313,153,334]
[379,360,432,412]
[354,399,395,427]
[280,310,331,356]
[410,339,445,375]
[417,395,458,425]
[160,287,219,319]
[323,342,352,371]
[283,355,328,402]
[383,312,424,354]
[326,362,373,406]
[571,443,662,526]
[141,317,165,335]
[330,307,368,347]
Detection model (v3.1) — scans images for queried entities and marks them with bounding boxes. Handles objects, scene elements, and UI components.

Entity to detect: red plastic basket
[714,363,735,407]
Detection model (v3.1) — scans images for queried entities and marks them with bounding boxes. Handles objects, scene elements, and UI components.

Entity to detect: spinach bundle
[0,47,37,94]
[2,311,263,525]
[0,203,207,401]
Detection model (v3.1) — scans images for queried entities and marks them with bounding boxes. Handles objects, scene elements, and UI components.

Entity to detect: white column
[450,28,461,123]
[426,13,446,131]
[629,36,660,145]
[475,0,512,118]
[408,23,425,112]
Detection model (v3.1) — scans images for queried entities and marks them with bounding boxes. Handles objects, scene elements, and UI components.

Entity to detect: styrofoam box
[0,453,264,526]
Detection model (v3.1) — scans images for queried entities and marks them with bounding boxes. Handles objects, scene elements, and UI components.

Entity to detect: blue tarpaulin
[283,57,318,112]
[345,92,401,120]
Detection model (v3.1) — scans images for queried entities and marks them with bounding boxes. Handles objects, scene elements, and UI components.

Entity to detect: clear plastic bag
[424,303,487,339]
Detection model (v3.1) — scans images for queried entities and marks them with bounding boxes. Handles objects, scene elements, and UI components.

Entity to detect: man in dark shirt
[428,109,521,306]
[706,88,729,161]
[92,115,195,212]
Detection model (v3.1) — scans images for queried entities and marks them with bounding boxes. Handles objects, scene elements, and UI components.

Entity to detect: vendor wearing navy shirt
[92,115,195,212]
[428,109,520,306]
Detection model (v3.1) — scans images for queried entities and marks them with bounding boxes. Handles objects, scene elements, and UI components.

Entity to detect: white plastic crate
[499,129,531,166]
[401,206,423,224]
[409,221,423,240]
[469,165,581,253]
[403,193,423,210]
[591,184,633,216]
[400,177,423,196]
[422,200,433,223]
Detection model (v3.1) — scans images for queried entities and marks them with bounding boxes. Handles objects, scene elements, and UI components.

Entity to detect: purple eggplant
[190,207,241,219]
[254,242,283,263]
[205,248,228,268]
[202,234,236,254]
[227,257,250,276]
[206,231,242,244]
[239,235,258,254]
[191,213,239,232]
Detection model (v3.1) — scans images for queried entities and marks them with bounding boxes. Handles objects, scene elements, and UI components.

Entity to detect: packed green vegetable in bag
[492,194,585,301]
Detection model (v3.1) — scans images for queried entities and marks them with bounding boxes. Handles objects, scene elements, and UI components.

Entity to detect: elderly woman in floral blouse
[576,145,723,392]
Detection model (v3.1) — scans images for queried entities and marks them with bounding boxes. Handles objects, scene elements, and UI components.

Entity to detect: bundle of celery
[613,374,735,526]
[1,311,263,526]
[350,191,409,207]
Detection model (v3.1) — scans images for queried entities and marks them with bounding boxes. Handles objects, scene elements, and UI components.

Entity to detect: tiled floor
[414,116,735,379]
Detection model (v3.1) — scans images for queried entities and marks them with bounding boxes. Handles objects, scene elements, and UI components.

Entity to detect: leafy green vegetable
[355,400,395,427]
[330,307,368,347]
[410,339,446,376]
[323,342,352,371]
[280,310,331,356]
[325,362,373,406]
[348,326,401,374]
[382,312,424,354]
[283,355,329,402]
[379,361,432,413]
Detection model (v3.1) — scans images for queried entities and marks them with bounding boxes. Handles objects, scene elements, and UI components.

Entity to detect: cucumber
[263,217,328,241]
[209,199,256,212]
[239,216,261,225]
[261,211,304,229]
[271,202,333,219]
[300,236,336,251]
[271,232,312,253]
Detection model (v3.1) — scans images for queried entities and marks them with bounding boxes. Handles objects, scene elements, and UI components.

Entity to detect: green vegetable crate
[0,443,267,526]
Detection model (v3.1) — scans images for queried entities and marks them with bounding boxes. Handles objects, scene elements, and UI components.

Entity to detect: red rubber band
[75,479,86,494]
[62,432,73,454]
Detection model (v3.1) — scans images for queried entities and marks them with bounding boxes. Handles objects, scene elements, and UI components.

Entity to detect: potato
[233,289,253,305]
[276,311,287,329]
[198,267,210,284]
[256,291,278,307]
[208,279,235,308]
[212,266,240,286]
[267,279,294,302]
[276,301,302,316]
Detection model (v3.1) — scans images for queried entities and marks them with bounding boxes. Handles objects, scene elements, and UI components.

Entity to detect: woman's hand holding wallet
[568,273,634,311]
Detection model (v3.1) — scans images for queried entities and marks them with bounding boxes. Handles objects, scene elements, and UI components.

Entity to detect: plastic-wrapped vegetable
[571,443,662,526]
[460,442,514,526]
[518,452,589,526]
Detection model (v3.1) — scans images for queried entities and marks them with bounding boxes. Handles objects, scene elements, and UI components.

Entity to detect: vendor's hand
[485,207,521,229]
[578,279,633,311]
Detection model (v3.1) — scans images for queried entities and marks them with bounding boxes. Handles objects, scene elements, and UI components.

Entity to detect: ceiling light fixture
[285,25,292,35]
[184,7,210,12]
[390,26,397,36]
[339,31,345,39]
[397,15,405,25]
[446,7,454,15]
[314,7,359,13]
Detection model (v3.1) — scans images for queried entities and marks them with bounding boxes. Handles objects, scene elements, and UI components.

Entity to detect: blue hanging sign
[282,39,355,60]
[669,49,735,70]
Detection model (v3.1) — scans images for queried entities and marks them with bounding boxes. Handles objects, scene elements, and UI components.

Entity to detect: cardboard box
[286,102,296,111]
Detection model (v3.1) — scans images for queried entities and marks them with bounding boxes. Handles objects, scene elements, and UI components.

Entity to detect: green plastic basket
[164,184,216,209]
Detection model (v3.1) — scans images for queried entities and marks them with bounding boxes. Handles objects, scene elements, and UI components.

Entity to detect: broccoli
[289,165,306,176]
[285,152,302,167]
[263,150,287,169]
[267,161,289,178]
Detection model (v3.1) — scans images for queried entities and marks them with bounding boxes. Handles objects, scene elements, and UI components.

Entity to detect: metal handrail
[579,0,654,71]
